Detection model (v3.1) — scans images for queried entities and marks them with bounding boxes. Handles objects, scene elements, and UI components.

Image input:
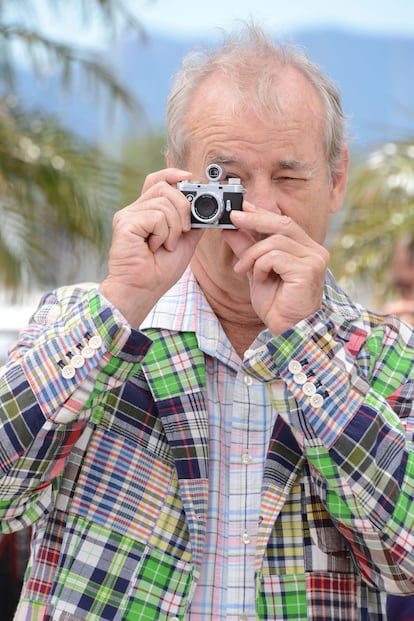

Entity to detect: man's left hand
[225,202,330,335]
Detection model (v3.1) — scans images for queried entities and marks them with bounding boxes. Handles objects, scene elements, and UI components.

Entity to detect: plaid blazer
[1,273,414,620]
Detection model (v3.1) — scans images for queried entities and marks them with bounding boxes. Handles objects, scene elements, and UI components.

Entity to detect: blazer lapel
[257,414,305,563]
[141,329,209,569]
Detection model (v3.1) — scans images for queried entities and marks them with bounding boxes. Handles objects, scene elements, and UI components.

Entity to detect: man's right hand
[99,168,203,328]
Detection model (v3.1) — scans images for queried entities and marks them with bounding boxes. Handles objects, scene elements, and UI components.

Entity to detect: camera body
[176,164,245,228]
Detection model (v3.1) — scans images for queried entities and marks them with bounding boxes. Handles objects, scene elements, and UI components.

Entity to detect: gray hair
[166,24,348,182]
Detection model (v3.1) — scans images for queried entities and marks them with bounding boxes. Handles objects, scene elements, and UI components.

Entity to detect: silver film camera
[177,164,245,228]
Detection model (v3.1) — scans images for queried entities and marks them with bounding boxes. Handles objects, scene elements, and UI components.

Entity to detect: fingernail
[231,210,245,218]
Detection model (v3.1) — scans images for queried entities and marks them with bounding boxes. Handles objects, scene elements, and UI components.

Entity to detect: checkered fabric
[0,270,414,620]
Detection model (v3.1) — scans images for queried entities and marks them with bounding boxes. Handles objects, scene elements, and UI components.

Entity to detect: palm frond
[0,97,125,293]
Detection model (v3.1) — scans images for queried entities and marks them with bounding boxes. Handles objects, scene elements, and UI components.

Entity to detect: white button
[243,375,253,386]
[288,360,302,374]
[310,393,324,408]
[61,364,75,379]
[71,354,85,369]
[303,381,317,396]
[81,345,95,359]
[293,372,307,385]
[244,349,255,359]
[242,532,251,544]
[88,335,103,349]
[169,617,179,621]
[241,453,252,465]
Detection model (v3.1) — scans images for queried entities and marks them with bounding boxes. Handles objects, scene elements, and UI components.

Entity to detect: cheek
[297,204,332,244]
[279,195,331,242]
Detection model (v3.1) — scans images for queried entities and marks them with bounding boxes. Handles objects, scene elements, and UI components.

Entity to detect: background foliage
[329,140,414,305]
[0,0,151,295]
[1,1,414,308]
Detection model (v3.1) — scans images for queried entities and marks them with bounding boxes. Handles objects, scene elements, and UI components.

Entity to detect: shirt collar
[140,267,361,349]
[140,267,239,365]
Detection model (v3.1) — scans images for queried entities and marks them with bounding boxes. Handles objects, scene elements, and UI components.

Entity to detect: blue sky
[137,0,414,38]
[19,0,414,46]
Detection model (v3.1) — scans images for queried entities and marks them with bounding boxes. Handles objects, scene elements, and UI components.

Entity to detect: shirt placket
[227,369,269,621]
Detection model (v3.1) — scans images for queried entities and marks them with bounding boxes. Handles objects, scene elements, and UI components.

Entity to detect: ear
[330,146,349,214]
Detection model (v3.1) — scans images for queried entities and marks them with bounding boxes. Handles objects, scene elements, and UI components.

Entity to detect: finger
[233,235,307,273]
[231,204,309,243]
[141,168,192,193]
[114,200,181,254]
[250,249,329,293]
[139,182,193,231]
[250,249,297,283]
[222,228,256,261]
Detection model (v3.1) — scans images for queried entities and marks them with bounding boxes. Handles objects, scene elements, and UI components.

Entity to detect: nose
[244,180,282,214]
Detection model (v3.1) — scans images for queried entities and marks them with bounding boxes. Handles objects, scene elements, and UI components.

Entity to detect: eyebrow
[277,158,321,176]
[278,159,308,171]
[210,156,312,172]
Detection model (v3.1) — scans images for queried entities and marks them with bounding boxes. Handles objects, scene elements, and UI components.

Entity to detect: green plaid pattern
[0,270,413,619]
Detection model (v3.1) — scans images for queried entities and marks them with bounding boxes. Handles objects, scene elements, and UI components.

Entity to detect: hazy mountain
[13,28,414,153]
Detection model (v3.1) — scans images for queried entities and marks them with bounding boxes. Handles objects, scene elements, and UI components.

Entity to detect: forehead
[187,65,325,125]
[185,68,327,167]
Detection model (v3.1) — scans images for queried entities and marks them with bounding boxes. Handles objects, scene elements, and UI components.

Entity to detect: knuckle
[112,210,122,227]
[279,215,294,228]
[144,171,159,186]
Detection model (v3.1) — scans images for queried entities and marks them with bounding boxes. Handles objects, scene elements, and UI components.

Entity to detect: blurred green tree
[0,0,145,295]
[329,140,414,305]
[120,132,167,205]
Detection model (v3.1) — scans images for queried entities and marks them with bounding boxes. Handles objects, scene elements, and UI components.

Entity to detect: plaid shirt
[141,281,278,619]
[0,268,414,620]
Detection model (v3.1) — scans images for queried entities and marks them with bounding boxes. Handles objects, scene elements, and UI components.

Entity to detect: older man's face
[391,245,414,301]
[183,68,347,289]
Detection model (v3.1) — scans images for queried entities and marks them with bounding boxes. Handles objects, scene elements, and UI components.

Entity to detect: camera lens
[192,193,222,223]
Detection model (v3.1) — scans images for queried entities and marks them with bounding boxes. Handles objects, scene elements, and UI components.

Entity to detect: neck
[218,315,264,359]
[191,259,265,358]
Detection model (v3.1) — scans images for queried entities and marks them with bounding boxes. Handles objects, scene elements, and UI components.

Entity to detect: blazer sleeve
[0,284,152,532]
[259,309,414,594]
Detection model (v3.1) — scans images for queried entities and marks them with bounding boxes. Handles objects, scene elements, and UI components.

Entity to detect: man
[1,25,414,621]
[384,233,414,325]
[384,234,414,621]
